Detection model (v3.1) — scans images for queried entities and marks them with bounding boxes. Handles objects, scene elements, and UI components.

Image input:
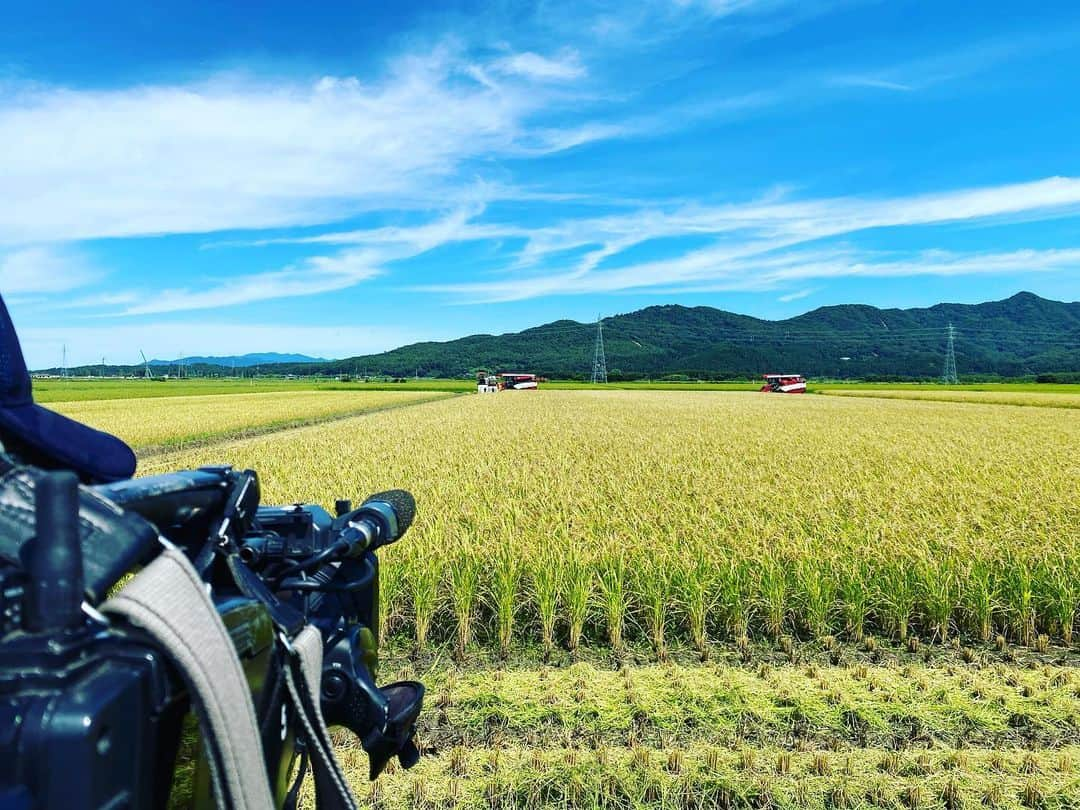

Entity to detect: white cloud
[0,47,604,246]
[651,247,1080,295]
[778,287,818,302]
[120,174,1077,313]
[672,0,797,16]
[492,51,586,81]
[413,176,1080,301]
[0,246,98,294]
[445,245,1080,302]
[59,207,490,315]
[829,75,914,92]
[118,251,383,316]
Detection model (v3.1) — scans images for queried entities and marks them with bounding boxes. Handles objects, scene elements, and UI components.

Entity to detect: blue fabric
[0,294,136,482]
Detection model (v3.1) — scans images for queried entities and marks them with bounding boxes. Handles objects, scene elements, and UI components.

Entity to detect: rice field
[101,388,1079,807]
[821,389,1080,409]
[50,389,451,451]
[144,391,1080,653]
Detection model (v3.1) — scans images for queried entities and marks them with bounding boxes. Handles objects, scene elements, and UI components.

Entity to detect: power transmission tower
[941,323,958,384]
[591,315,608,384]
[61,345,68,379]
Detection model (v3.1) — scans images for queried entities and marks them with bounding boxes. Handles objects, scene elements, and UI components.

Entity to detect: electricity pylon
[941,323,958,384]
[591,315,608,384]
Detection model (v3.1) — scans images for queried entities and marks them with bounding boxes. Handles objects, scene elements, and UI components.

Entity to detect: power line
[591,315,608,384]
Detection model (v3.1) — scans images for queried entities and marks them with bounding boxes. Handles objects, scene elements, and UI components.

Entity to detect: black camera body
[0,462,422,809]
[0,591,293,809]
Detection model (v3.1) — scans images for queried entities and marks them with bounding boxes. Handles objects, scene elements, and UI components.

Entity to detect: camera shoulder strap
[105,546,362,809]
[101,546,275,810]
[281,625,360,810]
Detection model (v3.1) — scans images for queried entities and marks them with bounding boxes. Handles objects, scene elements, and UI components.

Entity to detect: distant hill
[271,292,1080,380]
[148,352,329,368]
[39,292,1080,380]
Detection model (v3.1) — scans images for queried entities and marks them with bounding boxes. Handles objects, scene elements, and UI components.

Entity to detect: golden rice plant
[489,550,523,658]
[142,390,1080,655]
[595,553,628,652]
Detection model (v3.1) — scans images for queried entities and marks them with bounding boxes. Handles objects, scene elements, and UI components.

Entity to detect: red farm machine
[760,373,807,394]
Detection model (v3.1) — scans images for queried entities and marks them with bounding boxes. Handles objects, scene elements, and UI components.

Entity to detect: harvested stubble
[307,744,1080,809]
[52,389,449,451]
[146,390,1080,653]
[403,661,1080,751]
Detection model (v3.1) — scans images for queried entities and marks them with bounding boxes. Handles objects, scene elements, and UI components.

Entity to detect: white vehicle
[476,372,499,393]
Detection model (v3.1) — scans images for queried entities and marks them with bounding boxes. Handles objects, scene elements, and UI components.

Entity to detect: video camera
[0,292,423,809]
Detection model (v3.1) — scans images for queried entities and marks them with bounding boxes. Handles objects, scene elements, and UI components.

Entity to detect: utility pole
[591,315,608,384]
[101,357,106,379]
[941,323,958,384]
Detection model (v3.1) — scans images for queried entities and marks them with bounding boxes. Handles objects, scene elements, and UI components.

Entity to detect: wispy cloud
[822,28,1079,96]
[491,50,586,81]
[0,46,608,246]
[672,0,831,18]
[90,174,1079,314]
[117,252,383,316]
[6,4,1078,324]
[71,208,491,316]
[411,176,1080,302]
[656,247,1080,295]
[778,287,818,302]
[0,246,98,294]
[828,75,914,92]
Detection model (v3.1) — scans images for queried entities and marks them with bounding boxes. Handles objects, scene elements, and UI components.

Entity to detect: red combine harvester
[760,373,807,394]
[498,373,539,390]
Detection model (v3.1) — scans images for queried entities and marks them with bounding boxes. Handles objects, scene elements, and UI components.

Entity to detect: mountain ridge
[41,292,1080,379]
[147,352,330,368]
[297,291,1078,379]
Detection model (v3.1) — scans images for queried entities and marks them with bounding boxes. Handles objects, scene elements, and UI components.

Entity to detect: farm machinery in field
[476,371,540,392]
[760,373,807,393]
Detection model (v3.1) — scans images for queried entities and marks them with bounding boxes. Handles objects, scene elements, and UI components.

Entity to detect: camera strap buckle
[277,630,297,657]
[225,553,306,636]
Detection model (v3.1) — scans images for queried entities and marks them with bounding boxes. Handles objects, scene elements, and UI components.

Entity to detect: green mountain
[280,291,1080,380]
[47,292,1080,380]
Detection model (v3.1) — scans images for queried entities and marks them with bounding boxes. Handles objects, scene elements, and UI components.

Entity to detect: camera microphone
[336,490,415,557]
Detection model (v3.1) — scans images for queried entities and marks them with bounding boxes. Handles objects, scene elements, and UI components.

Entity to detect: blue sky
[3,0,1080,368]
